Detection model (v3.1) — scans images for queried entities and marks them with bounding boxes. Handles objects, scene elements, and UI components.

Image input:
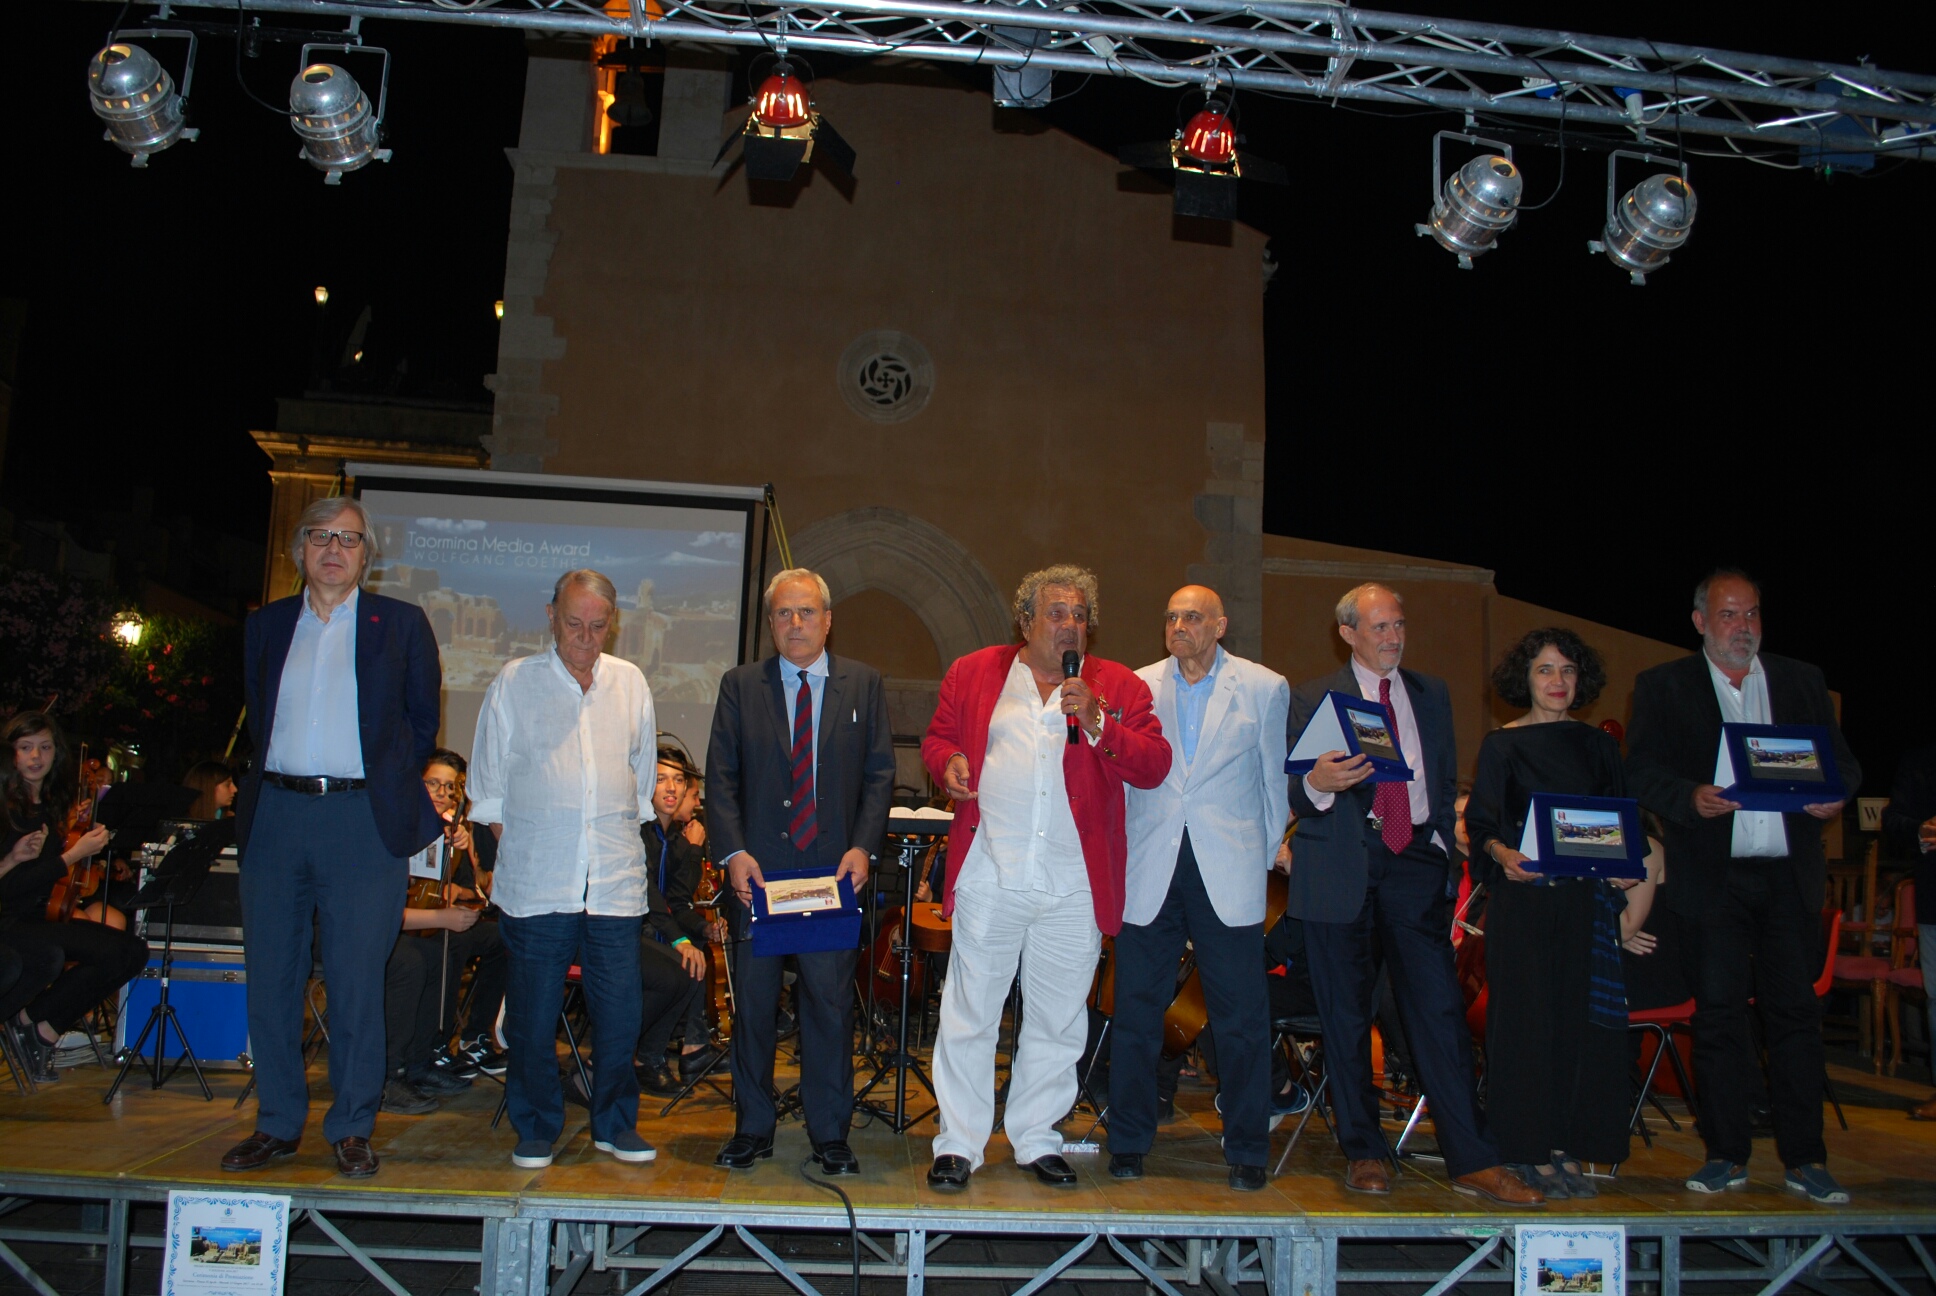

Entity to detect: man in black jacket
[636,747,714,1092]
[1627,568,1860,1204]
[706,569,895,1175]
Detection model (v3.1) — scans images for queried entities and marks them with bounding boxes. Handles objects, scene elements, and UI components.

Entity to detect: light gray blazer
[1123,648,1291,928]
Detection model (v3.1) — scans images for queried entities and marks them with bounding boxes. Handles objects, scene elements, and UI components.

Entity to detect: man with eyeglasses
[225,499,445,1180]
[921,565,1170,1192]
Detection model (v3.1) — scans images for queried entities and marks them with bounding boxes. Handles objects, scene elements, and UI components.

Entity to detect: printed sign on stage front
[1515,1225,1626,1296]
[162,1190,290,1296]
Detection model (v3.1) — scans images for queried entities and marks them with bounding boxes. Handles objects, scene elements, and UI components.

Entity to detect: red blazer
[921,644,1171,935]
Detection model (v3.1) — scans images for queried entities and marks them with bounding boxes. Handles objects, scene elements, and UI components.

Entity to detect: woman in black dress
[1466,629,1658,1196]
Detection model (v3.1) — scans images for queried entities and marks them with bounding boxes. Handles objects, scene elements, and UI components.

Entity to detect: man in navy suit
[706,568,895,1175]
[1285,584,1539,1205]
[223,497,443,1179]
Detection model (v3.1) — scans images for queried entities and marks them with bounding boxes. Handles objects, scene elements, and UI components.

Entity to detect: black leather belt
[264,773,367,795]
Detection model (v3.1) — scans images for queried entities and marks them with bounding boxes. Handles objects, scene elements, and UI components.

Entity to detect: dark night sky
[3,2,1930,790]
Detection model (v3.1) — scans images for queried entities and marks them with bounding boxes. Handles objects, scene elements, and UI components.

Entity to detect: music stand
[95,784,202,844]
[853,820,946,1132]
[104,822,226,1103]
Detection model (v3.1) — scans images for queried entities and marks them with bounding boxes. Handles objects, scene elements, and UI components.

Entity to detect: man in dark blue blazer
[1285,584,1539,1204]
[222,497,443,1180]
[707,569,895,1175]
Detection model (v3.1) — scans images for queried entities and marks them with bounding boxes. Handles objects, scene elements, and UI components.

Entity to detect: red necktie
[788,673,818,853]
[1373,677,1412,854]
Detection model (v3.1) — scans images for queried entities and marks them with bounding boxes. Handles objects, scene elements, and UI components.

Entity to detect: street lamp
[112,612,145,647]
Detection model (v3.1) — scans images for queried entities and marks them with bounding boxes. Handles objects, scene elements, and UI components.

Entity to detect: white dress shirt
[1302,659,1439,847]
[1708,653,1790,859]
[264,586,365,778]
[954,656,1091,897]
[468,649,658,918]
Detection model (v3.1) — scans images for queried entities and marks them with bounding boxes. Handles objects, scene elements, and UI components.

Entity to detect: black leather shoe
[333,1136,379,1179]
[715,1133,775,1169]
[1109,1152,1145,1180]
[409,1067,470,1095]
[927,1154,972,1191]
[1229,1164,1268,1192]
[812,1140,860,1175]
[637,1064,680,1096]
[221,1131,301,1172]
[1021,1153,1079,1186]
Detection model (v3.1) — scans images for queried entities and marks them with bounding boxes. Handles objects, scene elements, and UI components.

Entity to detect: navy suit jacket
[1626,651,1861,919]
[236,589,446,860]
[706,653,896,881]
[1283,664,1459,923]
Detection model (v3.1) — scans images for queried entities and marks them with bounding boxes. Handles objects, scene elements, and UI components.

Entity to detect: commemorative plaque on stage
[749,868,861,957]
[1286,690,1412,781]
[1713,722,1847,811]
[1515,794,1646,880]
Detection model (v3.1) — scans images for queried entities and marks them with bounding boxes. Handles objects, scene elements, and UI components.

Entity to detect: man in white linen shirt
[469,569,660,1170]
[919,565,1170,1192]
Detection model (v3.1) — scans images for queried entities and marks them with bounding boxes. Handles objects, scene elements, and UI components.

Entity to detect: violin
[47,783,118,927]
[406,816,487,924]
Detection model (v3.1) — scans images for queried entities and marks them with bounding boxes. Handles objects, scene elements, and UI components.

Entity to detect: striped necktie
[1372,677,1412,854]
[788,672,818,853]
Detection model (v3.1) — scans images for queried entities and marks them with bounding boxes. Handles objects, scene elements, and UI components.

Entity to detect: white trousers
[931,875,1102,1169]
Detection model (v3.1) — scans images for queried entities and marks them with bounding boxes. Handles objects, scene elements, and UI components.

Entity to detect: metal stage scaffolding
[68,0,1936,161]
[10,1178,1936,1296]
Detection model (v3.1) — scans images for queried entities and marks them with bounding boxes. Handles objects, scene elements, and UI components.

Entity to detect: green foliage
[0,567,122,718]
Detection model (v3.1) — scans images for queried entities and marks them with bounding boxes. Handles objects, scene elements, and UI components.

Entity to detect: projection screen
[349,464,766,769]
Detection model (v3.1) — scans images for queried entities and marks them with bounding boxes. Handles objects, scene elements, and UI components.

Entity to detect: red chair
[1831,890,1892,1074]
[1883,880,1922,1076]
[1813,909,1852,1131]
[1627,998,1696,1145]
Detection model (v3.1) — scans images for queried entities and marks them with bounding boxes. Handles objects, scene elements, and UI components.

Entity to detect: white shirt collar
[781,650,830,681]
[1705,651,1763,694]
[300,584,359,626]
[549,646,606,689]
[1350,656,1397,695]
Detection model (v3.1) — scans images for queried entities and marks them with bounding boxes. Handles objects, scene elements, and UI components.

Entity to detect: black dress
[1465,722,1631,1167]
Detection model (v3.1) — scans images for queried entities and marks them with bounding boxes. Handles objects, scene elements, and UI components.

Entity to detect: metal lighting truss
[90,0,1936,159]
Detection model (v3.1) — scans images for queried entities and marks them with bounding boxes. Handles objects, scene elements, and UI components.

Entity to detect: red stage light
[1180,107,1236,166]
[753,70,811,129]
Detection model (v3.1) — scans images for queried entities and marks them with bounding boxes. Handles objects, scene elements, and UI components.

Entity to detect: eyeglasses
[423,779,459,795]
[303,528,366,549]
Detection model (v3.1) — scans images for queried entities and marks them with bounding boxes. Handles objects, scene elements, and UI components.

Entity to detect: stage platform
[5,1055,1936,1296]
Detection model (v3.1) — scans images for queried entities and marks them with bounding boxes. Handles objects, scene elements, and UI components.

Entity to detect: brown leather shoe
[1911,1097,1936,1121]
[1454,1164,1546,1205]
[221,1131,300,1172]
[1344,1158,1391,1194]
[333,1136,379,1179]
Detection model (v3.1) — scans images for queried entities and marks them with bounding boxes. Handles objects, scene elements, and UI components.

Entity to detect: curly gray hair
[1014,564,1100,636]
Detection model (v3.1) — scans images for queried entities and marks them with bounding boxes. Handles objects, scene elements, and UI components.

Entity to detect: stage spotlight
[289,48,392,184]
[1415,132,1521,269]
[1588,152,1695,285]
[723,57,856,182]
[1116,88,1286,222]
[87,34,199,167]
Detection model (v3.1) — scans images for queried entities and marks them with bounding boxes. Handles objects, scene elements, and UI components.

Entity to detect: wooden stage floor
[6,1052,1936,1228]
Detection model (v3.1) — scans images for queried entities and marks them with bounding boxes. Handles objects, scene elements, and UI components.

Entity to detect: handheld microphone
[1062,650,1082,745]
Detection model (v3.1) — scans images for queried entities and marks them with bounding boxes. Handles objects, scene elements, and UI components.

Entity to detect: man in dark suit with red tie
[1285,583,1540,1205]
[224,497,444,1179]
[707,569,895,1175]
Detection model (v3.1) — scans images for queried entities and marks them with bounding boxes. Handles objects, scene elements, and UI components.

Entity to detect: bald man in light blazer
[1112,585,1290,1191]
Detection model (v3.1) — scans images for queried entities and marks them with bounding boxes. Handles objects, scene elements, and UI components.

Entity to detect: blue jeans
[499,910,643,1146]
